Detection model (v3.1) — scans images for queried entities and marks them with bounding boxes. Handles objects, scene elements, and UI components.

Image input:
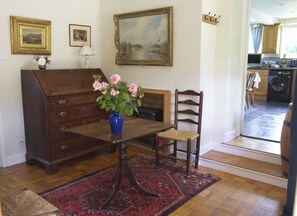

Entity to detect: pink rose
[131,91,137,97]
[110,89,119,96]
[129,83,138,93]
[110,74,121,84]
[93,81,102,91]
[100,82,109,91]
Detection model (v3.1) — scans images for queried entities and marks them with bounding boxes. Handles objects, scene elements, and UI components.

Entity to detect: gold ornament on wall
[10,16,51,55]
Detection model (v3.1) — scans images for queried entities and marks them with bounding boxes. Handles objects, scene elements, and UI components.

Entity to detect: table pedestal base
[97,142,159,210]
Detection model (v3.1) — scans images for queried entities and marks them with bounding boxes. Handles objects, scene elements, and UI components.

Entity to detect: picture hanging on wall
[114,6,173,66]
[10,16,51,55]
[69,24,91,47]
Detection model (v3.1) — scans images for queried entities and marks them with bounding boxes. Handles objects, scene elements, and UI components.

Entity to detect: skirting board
[224,129,237,143]
[5,152,26,167]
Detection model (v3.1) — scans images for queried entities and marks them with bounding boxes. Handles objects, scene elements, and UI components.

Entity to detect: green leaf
[125,107,134,116]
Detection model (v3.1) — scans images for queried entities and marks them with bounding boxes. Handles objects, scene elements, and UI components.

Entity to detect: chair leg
[155,134,160,168]
[251,91,255,107]
[195,139,200,169]
[245,94,249,109]
[186,139,191,178]
[173,140,177,158]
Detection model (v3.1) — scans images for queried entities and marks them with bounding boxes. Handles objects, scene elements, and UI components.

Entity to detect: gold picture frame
[69,24,91,47]
[114,7,173,66]
[10,16,51,55]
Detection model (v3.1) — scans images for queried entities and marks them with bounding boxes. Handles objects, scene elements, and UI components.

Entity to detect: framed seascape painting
[10,16,51,55]
[114,7,173,66]
[69,24,91,47]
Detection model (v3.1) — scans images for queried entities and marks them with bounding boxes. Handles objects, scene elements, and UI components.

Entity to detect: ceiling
[251,0,297,19]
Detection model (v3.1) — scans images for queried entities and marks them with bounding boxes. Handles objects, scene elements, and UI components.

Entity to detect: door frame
[239,0,252,135]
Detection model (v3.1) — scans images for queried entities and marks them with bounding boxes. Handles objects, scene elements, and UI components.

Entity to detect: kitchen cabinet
[262,24,282,54]
[21,68,112,174]
[248,69,269,101]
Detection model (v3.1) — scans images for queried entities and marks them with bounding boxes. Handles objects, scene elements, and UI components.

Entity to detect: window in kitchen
[281,24,297,58]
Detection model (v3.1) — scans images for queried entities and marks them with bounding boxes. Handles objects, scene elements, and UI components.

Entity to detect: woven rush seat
[1,189,61,216]
[158,129,199,142]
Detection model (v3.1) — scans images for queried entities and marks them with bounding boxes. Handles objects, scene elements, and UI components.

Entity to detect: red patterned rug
[40,154,220,215]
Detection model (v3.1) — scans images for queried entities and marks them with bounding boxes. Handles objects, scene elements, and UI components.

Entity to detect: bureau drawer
[48,103,100,123]
[49,115,106,143]
[50,137,112,161]
[49,92,99,109]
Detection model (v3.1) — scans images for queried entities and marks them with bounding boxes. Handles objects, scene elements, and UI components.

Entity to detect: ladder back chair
[155,89,204,178]
[246,72,257,109]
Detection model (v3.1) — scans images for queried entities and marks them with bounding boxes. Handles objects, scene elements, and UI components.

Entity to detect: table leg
[97,142,159,210]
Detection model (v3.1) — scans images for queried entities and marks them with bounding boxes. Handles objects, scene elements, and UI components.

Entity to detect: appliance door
[268,70,292,102]
[269,75,289,93]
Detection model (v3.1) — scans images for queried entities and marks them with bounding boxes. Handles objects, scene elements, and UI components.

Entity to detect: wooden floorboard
[0,144,287,216]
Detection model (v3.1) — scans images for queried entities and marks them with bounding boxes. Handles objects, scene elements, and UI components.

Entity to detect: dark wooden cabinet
[21,68,111,174]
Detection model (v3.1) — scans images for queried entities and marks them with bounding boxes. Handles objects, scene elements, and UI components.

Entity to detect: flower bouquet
[93,74,144,116]
[34,56,51,70]
[93,74,144,134]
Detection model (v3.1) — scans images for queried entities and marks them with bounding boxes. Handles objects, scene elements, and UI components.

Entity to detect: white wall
[250,8,277,24]
[100,0,202,90]
[0,0,101,166]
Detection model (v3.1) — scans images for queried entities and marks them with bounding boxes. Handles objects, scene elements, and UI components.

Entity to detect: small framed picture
[10,16,51,55]
[69,24,91,47]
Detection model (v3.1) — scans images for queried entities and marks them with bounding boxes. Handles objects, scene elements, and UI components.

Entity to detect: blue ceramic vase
[109,112,123,134]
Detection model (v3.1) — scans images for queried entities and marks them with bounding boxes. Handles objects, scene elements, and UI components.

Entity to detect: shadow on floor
[241,101,290,142]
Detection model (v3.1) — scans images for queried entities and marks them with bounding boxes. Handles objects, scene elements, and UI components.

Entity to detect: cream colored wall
[250,8,277,24]
[0,0,101,166]
[200,0,217,148]
[201,0,248,145]
[100,0,202,90]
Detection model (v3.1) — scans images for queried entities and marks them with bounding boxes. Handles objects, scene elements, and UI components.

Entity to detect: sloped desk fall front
[66,117,174,210]
[21,68,110,174]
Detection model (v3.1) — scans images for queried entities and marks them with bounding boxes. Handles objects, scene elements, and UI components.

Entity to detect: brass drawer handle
[59,126,68,132]
[59,144,69,151]
[57,99,67,105]
[58,112,67,117]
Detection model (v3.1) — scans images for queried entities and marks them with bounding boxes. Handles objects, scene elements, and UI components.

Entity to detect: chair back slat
[178,109,199,116]
[177,118,199,125]
[178,90,201,96]
[174,89,203,135]
[178,99,199,106]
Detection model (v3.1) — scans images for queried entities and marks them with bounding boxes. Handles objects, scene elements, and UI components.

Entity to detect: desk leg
[97,142,159,210]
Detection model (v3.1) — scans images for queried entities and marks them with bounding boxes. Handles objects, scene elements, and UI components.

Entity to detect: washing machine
[267,69,293,102]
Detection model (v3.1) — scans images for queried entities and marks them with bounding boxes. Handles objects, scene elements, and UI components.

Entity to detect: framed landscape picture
[114,7,173,66]
[69,24,91,47]
[10,16,51,55]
